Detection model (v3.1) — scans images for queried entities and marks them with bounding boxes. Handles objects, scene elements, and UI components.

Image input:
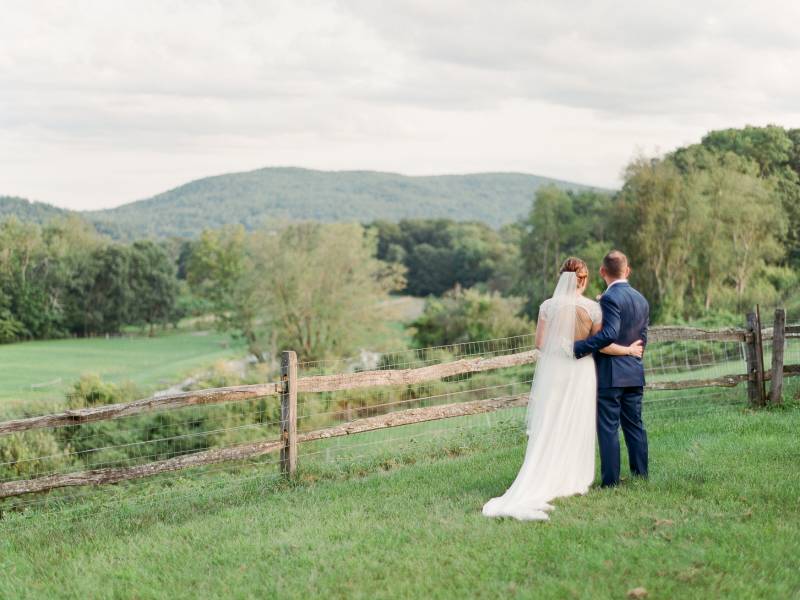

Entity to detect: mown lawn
[0,330,244,418]
[1,397,798,599]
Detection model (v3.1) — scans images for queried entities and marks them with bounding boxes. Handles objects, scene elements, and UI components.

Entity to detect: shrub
[0,306,25,343]
[411,286,532,348]
[66,374,140,409]
[58,372,280,469]
[0,430,75,480]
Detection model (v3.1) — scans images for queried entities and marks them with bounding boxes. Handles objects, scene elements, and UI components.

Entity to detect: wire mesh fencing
[2,321,794,520]
[295,334,534,431]
[0,392,285,515]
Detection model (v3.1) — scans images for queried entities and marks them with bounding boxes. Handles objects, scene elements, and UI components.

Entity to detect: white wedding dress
[482,272,601,521]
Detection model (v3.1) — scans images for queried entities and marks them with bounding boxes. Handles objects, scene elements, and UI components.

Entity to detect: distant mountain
[0,196,73,224]
[2,167,609,239]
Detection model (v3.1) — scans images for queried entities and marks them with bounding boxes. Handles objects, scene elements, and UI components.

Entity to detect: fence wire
[0,328,784,519]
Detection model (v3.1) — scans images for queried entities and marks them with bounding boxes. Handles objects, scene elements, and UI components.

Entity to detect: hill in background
[2,167,608,239]
[0,196,72,224]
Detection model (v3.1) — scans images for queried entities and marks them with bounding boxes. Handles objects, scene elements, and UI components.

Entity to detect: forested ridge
[1,168,600,240]
[0,196,72,224]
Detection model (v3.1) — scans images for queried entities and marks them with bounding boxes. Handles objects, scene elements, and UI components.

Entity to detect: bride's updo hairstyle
[559,257,589,285]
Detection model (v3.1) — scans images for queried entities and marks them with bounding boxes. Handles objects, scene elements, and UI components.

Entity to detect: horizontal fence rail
[1,314,796,503]
[647,326,748,343]
[0,439,285,499]
[0,394,527,499]
[0,383,282,436]
[296,350,540,393]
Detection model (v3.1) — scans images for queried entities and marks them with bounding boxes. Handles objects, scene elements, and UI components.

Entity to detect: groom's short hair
[602,250,628,278]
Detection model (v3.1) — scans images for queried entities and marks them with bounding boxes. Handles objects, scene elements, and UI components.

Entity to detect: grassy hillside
[0,330,243,419]
[1,397,798,599]
[1,168,607,239]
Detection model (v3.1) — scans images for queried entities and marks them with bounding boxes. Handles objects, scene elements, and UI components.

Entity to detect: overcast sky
[2,1,799,210]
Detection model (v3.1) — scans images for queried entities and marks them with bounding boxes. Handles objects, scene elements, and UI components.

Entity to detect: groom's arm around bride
[573,250,650,488]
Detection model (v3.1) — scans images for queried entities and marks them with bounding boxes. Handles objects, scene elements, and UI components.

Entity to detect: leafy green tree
[0,290,24,343]
[690,156,786,311]
[77,245,134,334]
[615,149,786,319]
[253,223,404,361]
[517,187,612,316]
[611,157,698,319]
[484,223,524,296]
[522,186,576,291]
[44,216,107,335]
[188,223,402,361]
[0,215,189,341]
[129,240,180,335]
[700,125,800,269]
[186,225,261,356]
[0,218,61,339]
[372,219,516,296]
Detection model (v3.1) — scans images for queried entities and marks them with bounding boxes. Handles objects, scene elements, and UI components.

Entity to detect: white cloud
[0,0,799,209]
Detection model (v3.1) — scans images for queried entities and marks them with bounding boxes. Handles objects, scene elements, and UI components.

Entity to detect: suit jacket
[573,281,649,388]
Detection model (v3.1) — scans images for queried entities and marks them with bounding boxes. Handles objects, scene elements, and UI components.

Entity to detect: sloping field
[0,331,242,419]
[1,397,798,599]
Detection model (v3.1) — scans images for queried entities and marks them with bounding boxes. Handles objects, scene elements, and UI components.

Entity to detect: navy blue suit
[574,282,649,487]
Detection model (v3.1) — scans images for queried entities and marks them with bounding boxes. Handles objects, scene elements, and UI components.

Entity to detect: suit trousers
[597,386,648,487]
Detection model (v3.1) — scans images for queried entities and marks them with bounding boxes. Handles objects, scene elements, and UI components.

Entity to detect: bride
[482,258,643,521]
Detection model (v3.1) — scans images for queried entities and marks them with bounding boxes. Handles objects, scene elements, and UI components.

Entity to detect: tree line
[0,217,180,342]
[518,125,799,322]
[375,125,800,336]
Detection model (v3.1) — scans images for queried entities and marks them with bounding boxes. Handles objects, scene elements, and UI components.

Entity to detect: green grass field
[0,330,244,419]
[0,294,424,421]
[1,394,798,599]
[1,312,798,598]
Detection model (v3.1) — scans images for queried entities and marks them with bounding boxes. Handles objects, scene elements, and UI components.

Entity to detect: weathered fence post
[755,306,768,406]
[745,311,767,406]
[770,308,786,405]
[280,350,298,476]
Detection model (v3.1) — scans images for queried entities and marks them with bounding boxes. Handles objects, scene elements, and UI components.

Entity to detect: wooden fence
[0,309,796,501]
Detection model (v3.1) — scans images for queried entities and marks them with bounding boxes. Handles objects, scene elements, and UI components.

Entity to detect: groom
[574,250,650,487]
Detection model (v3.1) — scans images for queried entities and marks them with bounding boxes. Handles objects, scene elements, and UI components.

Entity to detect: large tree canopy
[516,126,798,322]
[188,223,404,362]
[0,216,180,341]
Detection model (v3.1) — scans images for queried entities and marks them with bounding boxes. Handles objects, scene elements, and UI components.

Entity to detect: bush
[411,286,532,348]
[66,374,138,409]
[0,430,75,480]
[189,360,247,390]
[0,301,25,343]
